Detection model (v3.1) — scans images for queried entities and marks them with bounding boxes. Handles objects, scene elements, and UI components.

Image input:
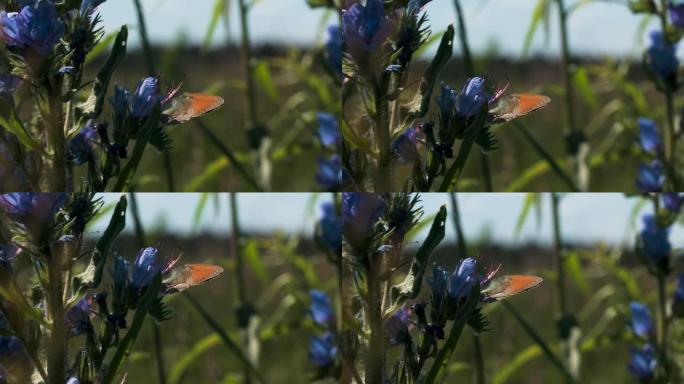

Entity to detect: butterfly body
[482,274,542,301]
[162,263,224,294]
[490,93,550,123]
[163,93,225,124]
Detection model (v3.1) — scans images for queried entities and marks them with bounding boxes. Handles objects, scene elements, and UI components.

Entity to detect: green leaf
[0,97,42,151]
[492,345,541,384]
[514,193,540,237]
[244,239,268,283]
[101,274,162,384]
[390,205,447,307]
[72,196,127,298]
[203,0,228,51]
[564,251,590,294]
[192,193,210,231]
[253,60,280,102]
[168,333,221,384]
[81,26,128,121]
[522,0,550,56]
[572,66,598,109]
[407,25,454,118]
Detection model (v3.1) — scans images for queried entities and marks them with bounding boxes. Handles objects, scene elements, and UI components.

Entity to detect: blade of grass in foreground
[183,292,268,384]
[502,301,578,384]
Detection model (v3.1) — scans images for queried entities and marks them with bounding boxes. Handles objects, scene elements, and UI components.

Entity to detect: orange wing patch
[491,94,550,123]
[482,275,543,301]
[162,263,224,294]
[164,93,225,124]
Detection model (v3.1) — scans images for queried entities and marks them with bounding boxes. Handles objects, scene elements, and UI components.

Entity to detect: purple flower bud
[386,307,411,345]
[64,297,92,336]
[636,160,664,193]
[68,122,98,166]
[0,0,65,55]
[392,125,420,164]
[646,30,678,83]
[309,331,337,367]
[342,0,395,64]
[662,192,683,212]
[342,192,385,250]
[130,247,161,289]
[670,2,684,28]
[316,154,342,190]
[0,244,17,272]
[456,77,488,118]
[310,289,334,326]
[0,193,66,223]
[80,0,106,16]
[324,25,342,76]
[317,112,340,149]
[640,214,671,265]
[110,85,129,123]
[628,343,656,380]
[318,202,341,253]
[0,73,20,102]
[629,301,653,338]
[638,117,662,153]
[673,274,684,317]
[448,258,479,299]
[129,77,163,119]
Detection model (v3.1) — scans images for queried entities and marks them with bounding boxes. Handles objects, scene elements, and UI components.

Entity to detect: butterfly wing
[162,264,224,294]
[163,93,225,124]
[490,94,550,123]
[482,275,542,301]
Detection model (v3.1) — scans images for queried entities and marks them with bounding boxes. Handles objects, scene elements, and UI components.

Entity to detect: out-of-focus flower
[646,30,679,82]
[456,77,488,118]
[636,161,664,192]
[673,273,684,316]
[447,258,479,299]
[310,289,334,326]
[628,343,656,380]
[130,247,162,289]
[318,202,341,253]
[629,301,654,338]
[316,155,342,190]
[309,331,337,367]
[0,0,65,55]
[662,192,683,212]
[0,244,17,270]
[639,214,671,265]
[317,112,340,149]
[0,74,19,102]
[386,307,410,345]
[670,1,684,28]
[65,297,92,336]
[638,118,662,153]
[393,125,421,164]
[342,192,385,250]
[80,0,106,16]
[0,193,66,223]
[66,378,80,384]
[324,25,341,76]
[342,0,395,62]
[68,122,99,166]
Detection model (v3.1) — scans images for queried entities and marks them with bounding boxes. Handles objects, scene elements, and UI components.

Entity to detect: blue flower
[342,0,394,60]
[456,77,488,118]
[0,193,66,222]
[110,84,129,124]
[324,25,342,76]
[342,192,385,249]
[128,77,163,118]
[0,73,19,102]
[640,214,671,264]
[662,192,683,212]
[309,331,337,367]
[646,30,679,82]
[318,202,341,252]
[386,307,410,345]
[629,301,654,338]
[436,82,457,122]
[80,0,106,16]
[317,112,340,149]
[674,274,684,308]
[428,265,449,301]
[316,154,342,190]
[0,0,65,55]
[393,125,420,164]
[638,118,662,153]
[447,258,479,299]
[65,297,91,336]
[0,244,17,271]
[628,343,656,380]
[636,160,664,193]
[670,1,684,28]
[407,0,433,15]
[130,247,161,289]
[310,289,334,326]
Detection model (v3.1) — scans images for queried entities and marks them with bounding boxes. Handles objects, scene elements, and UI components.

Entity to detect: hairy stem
[365,261,384,384]
[47,83,66,192]
[47,248,66,384]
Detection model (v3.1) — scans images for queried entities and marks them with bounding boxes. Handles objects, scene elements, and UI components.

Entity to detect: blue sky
[99,0,652,57]
[89,193,684,248]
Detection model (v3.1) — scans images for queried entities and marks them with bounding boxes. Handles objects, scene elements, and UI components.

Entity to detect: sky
[88,193,684,248]
[99,0,653,58]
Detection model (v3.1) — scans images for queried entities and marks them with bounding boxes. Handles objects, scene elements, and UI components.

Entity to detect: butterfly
[489,93,550,123]
[161,263,224,294]
[481,274,543,302]
[162,93,225,125]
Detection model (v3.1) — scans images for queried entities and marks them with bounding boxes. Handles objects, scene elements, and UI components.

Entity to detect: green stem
[365,261,384,384]
[448,193,486,384]
[128,193,167,384]
[237,0,258,125]
[551,193,567,317]
[47,83,66,191]
[374,88,391,192]
[554,0,584,190]
[656,275,669,373]
[47,248,66,384]
[453,0,493,191]
[658,0,679,190]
